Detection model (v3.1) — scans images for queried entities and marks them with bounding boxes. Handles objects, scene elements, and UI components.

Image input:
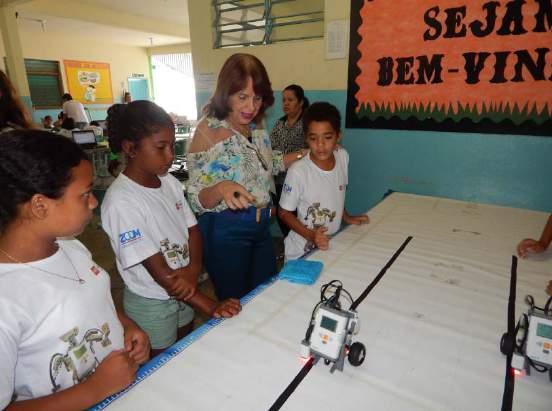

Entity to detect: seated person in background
[62,93,89,129]
[53,111,64,128]
[278,102,369,261]
[85,120,103,138]
[42,115,53,129]
[517,214,552,296]
[58,117,78,139]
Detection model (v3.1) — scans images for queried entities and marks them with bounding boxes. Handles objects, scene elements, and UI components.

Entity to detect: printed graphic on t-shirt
[49,323,112,393]
[303,202,336,252]
[160,238,189,269]
[119,228,143,248]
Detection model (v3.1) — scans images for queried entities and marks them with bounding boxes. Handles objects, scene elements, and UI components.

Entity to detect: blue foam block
[278,259,324,285]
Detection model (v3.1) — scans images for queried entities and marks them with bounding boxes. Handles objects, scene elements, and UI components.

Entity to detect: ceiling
[16,0,190,47]
[18,14,186,47]
[79,0,189,25]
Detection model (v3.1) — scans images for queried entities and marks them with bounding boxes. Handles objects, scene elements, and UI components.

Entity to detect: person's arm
[117,311,150,364]
[517,214,552,258]
[143,226,241,318]
[197,181,255,210]
[6,351,137,411]
[278,208,329,250]
[282,149,309,169]
[342,209,370,225]
[187,122,256,212]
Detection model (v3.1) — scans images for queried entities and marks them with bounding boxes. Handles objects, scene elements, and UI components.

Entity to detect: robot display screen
[536,323,552,339]
[320,316,338,332]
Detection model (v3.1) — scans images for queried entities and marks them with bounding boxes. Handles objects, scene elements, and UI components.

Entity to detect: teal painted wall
[197,90,552,214]
[32,104,116,125]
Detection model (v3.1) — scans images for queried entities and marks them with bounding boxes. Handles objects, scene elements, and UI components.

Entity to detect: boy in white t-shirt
[279,102,369,260]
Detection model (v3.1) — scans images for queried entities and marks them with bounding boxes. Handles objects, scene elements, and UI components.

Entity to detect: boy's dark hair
[106,100,174,153]
[44,115,52,121]
[302,102,341,134]
[0,130,88,231]
[62,93,72,101]
[203,53,274,124]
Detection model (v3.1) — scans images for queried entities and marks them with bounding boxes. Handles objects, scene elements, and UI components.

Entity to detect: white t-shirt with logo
[101,173,198,300]
[279,149,349,260]
[0,239,124,407]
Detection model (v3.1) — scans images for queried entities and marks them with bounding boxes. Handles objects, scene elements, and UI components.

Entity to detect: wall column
[0,4,32,110]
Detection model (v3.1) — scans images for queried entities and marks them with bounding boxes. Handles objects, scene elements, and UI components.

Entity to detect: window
[151,53,197,120]
[24,59,63,109]
[213,0,324,49]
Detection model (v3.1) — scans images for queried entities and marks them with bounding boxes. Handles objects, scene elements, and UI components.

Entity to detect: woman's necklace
[0,245,86,284]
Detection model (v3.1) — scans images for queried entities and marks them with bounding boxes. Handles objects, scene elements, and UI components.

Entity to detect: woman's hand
[217,181,256,209]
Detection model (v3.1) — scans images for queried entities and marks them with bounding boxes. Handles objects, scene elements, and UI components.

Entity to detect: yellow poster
[64,60,113,104]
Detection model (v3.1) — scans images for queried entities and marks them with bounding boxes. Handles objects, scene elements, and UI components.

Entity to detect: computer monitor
[72,130,97,146]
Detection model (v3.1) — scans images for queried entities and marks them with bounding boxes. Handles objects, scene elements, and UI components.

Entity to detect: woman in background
[269,84,309,236]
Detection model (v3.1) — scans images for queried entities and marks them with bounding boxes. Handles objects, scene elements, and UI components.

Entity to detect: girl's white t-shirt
[0,239,124,407]
[101,173,197,299]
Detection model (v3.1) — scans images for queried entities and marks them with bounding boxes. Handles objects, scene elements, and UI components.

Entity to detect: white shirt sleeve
[181,196,197,228]
[102,201,159,269]
[279,166,302,212]
[0,305,20,408]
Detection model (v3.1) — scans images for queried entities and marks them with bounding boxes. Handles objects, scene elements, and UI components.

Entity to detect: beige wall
[148,43,191,56]
[0,25,150,102]
[188,0,349,91]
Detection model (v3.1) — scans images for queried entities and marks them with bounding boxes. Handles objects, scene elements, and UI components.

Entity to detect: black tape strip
[350,236,413,311]
[501,255,518,411]
[268,357,315,411]
[268,236,413,410]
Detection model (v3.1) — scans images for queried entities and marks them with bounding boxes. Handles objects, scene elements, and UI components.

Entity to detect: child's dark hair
[61,117,75,130]
[107,100,174,153]
[302,102,341,134]
[0,130,89,231]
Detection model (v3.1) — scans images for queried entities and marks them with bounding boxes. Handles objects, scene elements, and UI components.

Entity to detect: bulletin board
[346,0,552,136]
[63,60,113,104]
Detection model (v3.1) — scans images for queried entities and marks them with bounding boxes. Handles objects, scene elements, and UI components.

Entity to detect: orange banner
[348,0,552,135]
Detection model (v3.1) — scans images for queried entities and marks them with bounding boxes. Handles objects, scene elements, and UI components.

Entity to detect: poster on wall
[63,60,113,104]
[346,0,552,136]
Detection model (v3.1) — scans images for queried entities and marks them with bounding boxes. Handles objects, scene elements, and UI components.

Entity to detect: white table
[94,193,552,410]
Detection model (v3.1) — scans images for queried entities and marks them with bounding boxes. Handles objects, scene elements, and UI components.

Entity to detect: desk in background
[93,193,552,410]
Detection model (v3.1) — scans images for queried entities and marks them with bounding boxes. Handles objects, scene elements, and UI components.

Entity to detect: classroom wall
[0,22,151,123]
[188,0,552,213]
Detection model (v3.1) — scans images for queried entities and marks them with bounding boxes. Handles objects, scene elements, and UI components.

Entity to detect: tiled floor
[78,216,285,328]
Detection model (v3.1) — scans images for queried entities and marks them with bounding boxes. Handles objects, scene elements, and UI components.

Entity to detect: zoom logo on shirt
[283,183,292,194]
[119,229,142,247]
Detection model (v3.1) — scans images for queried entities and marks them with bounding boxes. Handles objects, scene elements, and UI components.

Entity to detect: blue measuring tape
[88,275,280,410]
